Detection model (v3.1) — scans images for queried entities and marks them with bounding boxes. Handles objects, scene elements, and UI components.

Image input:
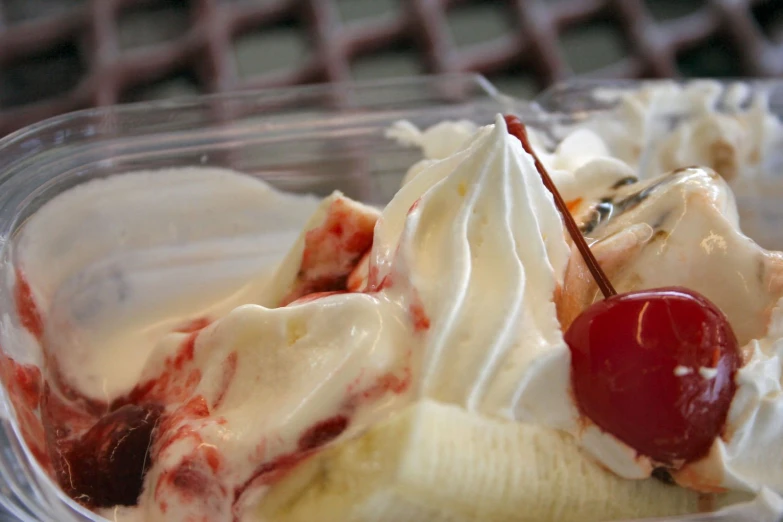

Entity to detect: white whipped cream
[395,116,783,497]
[384,118,654,479]
[571,81,783,186]
[709,309,783,493]
[376,115,570,413]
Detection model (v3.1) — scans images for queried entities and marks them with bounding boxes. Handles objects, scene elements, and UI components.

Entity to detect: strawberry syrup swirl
[280,198,377,305]
[3,193,426,513]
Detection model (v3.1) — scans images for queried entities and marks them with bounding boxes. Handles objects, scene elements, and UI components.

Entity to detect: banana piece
[254,400,748,522]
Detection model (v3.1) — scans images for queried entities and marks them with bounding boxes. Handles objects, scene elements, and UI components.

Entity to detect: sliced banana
[254,400,748,522]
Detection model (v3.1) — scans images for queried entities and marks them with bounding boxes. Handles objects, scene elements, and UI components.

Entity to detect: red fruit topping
[360,369,411,400]
[112,332,202,409]
[298,415,349,452]
[282,198,377,305]
[14,268,43,340]
[58,404,162,507]
[1,354,42,411]
[566,287,739,464]
[235,451,309,504]
[154,448,228,517]
[505,115,741,466]
[173,317,212,333]
[235,414,351,507]
[211,351,238,409]
[0,352,48,467]
[409,299,430,331]
[366,263,393,292]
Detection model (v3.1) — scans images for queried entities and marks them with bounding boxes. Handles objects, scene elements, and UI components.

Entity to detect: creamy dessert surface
[552,81,783,187]
[3,82,783,522]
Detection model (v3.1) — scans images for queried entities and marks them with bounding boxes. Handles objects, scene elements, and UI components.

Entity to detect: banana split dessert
[3,82,783,522]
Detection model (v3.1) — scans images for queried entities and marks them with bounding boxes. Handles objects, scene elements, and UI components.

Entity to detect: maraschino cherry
[504,115,740,467]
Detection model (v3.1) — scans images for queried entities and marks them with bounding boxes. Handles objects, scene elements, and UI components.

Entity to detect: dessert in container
[0,74,782,522]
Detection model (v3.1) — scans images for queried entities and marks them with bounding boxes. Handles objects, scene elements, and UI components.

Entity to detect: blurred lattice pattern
[0,0,782,136]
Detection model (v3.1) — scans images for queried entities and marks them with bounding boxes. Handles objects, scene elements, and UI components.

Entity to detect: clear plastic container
[0,74,782,522]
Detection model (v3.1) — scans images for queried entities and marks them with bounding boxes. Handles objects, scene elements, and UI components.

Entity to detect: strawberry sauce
[5,271,220,509]
[3,192,427,516]
[0,351,47,467]
[281,198,377,305]
[14,268,43,341]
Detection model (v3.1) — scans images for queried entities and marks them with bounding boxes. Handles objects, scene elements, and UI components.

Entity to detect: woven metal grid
[0,0,782,136]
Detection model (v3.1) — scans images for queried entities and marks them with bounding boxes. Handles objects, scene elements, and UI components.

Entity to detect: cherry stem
[504,114,617,299]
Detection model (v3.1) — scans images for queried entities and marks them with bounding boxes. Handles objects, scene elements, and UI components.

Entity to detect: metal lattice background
[1,0,782,137]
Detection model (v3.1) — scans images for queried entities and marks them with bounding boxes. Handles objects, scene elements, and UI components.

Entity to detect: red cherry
[504,115,741,467]
[566,287,739,464]
[59,404,162,507]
